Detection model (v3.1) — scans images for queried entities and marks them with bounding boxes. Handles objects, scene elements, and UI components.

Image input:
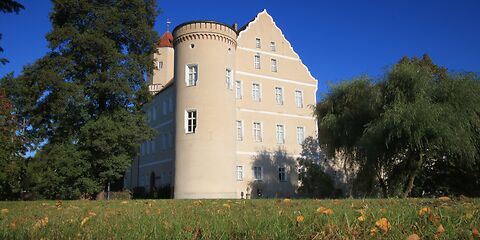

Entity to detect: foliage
[316,54,480,198]
[26,144,99,200]
[0,198,478,239]
[0,84,25,199]
[1,0,159,199]
[297,137,337,198]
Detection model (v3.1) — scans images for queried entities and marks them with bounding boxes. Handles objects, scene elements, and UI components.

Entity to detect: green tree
[316,54,480,198]
[0,84,25,199]
[297,137,336,198]
[0,0,24,65]
[2,0,158,198]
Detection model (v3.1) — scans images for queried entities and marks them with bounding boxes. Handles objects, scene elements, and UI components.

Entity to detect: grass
[0,198,479,239]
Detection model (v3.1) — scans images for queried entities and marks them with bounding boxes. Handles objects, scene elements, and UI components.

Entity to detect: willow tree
[317,54,480,198]
[2,0,158,198]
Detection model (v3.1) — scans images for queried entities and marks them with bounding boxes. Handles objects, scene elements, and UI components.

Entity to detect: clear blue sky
[1,0,479,100]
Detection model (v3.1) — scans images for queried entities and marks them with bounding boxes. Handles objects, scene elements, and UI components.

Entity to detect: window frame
[295,89,304,108]
[275,86,284,105]
[235,80,243,99]
[236,120,244,141]
[271,58,277,72]
[296,126,305,145]
[255,38,261,48]
[185,109,197,134]
[276,124,285,144]
[254,53,261,69]
[252,82,262,102]
[185,64,198,87]
[270,41,276,52]
[253,121,263,142]
[253,166,263,181]
[225,68,233,90]
[278,167,287,182]
[236,165,244,181]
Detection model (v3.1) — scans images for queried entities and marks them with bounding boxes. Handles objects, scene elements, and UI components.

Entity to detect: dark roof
[173,20,238,35]
[237,16,256,34]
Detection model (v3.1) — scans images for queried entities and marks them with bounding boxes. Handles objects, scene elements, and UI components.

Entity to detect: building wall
[126,10,318,199]
[173,22,238,199]
[127,85,175,192]
[234,11,317,198]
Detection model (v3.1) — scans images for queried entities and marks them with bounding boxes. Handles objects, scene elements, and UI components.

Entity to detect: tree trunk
[402,152,423,198]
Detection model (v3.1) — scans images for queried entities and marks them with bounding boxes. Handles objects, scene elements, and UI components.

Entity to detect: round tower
[173,21,237,199]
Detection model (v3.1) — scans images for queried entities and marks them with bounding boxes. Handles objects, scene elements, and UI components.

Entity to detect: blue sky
[1,0,479,100]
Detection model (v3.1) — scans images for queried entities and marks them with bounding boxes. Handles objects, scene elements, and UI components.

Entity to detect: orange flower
[375,217,391,233]
[296,215,305,223]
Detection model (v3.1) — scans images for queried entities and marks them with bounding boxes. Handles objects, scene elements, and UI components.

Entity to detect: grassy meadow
[0,198,479,239]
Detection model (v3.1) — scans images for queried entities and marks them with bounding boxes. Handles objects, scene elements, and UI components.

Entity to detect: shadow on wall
[247,148,297,198]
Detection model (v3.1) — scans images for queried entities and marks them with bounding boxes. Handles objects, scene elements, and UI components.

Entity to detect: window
[297,126,305,145]
[236,166,244,181]
[186,64,198,86]
[253,122,262,142]
[278,167,286,182]
[225,68,233,89]
[254,53,261,69]
[235,81,242,99]
[253,166,263,180]
[252,83,261,102]
[162,134,167,150]
[255,38,261,48]
[236,120,243,141]
[275,87,284,105]
[168,97,174,113]
[185,110,197,133]
[163,100,167,115]
[276,124,285,144]
[157,61,163,70]
[270,41,276,51]
[295,90,304,108]
[271,59,277,72]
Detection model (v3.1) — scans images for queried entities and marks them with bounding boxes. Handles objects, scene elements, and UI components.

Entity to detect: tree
[316,77,379,196]
[0,83,25,199]
[0,0,24,65]
[2,0,158,198]
[297,137,338,198]
[316,54,480,198]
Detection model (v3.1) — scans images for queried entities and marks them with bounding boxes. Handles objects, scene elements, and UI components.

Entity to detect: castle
[124,10,317,199]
